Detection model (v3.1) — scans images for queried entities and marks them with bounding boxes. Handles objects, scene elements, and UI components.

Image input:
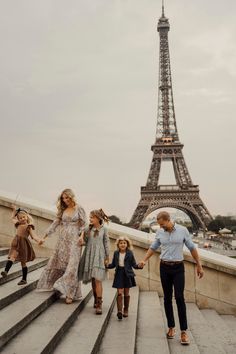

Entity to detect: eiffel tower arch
[130,2,213,231]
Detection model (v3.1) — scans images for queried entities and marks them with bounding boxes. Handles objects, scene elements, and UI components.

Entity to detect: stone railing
[0,193,235,315]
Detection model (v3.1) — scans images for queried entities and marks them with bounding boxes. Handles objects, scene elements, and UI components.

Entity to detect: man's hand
[196,264,204,279]
[138,260,146,268]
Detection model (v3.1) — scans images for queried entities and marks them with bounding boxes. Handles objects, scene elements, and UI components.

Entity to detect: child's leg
[18,262,28,285]
[123,288,130,317]
[95,279,102,297]
[1,258,15,277]
[95,280,103,315]
[91,277,97,308]
[117,288,124,320]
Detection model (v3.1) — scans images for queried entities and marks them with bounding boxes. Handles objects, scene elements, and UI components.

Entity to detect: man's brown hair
[156,211,170,221]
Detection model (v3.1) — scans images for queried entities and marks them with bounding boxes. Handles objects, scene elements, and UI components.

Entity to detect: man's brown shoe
[181,331,190,345]
[166,328,176,339]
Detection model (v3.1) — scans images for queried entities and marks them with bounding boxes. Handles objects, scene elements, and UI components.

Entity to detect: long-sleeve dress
[78,225,110,284]
[37,205,86,300]
[8,223,36,262]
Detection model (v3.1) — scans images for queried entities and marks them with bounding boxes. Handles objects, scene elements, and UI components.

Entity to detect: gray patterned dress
[37,205,86,300]
[78,225,110,284]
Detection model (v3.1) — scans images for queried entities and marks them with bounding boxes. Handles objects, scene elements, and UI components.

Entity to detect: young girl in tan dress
[1,205,42,285]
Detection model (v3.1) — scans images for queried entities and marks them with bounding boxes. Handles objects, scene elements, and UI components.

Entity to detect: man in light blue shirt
[140,211,204,345]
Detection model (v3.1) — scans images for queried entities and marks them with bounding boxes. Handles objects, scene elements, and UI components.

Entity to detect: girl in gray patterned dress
[37,189,87,304]
[78,209,110,315]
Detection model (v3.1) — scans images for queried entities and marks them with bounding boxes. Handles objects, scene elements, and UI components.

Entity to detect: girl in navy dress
[106,236,142,320]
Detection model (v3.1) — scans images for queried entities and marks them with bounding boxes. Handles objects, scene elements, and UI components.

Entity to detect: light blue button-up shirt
[150,223,196,261]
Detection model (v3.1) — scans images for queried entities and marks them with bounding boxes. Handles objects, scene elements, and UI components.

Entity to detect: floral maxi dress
[37,205,86,300]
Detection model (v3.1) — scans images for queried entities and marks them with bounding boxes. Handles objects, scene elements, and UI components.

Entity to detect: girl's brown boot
[123,295,130,317]
[117,294,123,320]
[96,297,103,315]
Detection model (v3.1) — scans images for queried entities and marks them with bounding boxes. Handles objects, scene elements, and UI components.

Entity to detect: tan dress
[8,223,35,263]
[37,205,86,300]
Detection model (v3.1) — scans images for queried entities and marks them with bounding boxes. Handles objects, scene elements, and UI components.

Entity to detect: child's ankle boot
[18,266,28,285]
[123,295,130,317]
[117,294,123,320]
[96,297,103,315]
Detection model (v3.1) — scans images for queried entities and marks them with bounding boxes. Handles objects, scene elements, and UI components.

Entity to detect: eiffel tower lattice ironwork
[130,3,212,230]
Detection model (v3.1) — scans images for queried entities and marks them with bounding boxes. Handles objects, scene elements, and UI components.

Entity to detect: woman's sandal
[65,297,73,304]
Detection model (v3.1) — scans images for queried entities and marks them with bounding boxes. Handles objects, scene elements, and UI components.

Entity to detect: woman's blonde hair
[56,188,77,218]
[116,236,133,250]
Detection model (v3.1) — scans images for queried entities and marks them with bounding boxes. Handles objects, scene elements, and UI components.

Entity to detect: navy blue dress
[107,249,140,288]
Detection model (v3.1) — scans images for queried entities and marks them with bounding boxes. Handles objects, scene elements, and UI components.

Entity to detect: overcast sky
[0,0,236,221]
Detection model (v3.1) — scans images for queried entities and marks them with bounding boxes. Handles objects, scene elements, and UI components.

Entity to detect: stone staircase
[0,247,236,354]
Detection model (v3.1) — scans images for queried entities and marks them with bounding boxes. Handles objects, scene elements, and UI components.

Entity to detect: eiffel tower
[130,2,212,230]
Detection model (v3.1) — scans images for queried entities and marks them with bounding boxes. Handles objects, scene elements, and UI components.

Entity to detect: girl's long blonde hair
[15,209,34,228]
[56,188,77,218]
[115,236,133,250]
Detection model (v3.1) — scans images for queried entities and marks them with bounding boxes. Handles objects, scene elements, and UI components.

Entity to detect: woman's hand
[104,258,109,267]
[38,239,45,246]
[78,236,84,246]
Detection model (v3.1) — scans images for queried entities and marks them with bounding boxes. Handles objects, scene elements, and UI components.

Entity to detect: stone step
[136,292,169,354]
[0,266,45,310]
[0,248,9,256]
[201,309,236,354]
[220,314,236,336]
[1,284,92,354]
[160,298,200,354]
[0,258,48,285]
[187,303,226,354]
[0,288,58,349]
[98,287,139,354]
[54,281,116,354]
[0,255,8,268]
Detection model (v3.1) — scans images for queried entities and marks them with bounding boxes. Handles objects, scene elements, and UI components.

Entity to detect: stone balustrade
[0,193,235,315]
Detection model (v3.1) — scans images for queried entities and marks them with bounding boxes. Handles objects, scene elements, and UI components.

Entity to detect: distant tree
[215,215,236,231]
[208,219,225,233]
[108,215,123,225]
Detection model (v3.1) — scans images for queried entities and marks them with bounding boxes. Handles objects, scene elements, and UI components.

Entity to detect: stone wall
[0,194,236,315]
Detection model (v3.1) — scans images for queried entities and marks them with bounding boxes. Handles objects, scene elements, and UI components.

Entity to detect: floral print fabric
[37,205,87,300]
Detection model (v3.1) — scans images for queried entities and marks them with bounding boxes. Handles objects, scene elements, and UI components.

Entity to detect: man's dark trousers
[160,262,187,331]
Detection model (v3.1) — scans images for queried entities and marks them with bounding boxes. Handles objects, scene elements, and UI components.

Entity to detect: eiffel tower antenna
[130,6,212,230]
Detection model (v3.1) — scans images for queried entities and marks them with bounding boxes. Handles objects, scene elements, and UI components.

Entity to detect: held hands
[78,236,84,246]
[38,239,45,246]
[138,260,146,269]
[104,258,109,267]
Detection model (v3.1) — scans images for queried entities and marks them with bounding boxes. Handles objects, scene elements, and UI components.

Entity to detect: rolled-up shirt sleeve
[150,232,161,251]
[184,229,196,251]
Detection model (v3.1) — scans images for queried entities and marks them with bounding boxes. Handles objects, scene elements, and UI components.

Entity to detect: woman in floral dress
[37,188,87,304]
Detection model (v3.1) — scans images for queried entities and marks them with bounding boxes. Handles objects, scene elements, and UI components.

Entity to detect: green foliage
[108,215,123,225]
[208,219,225,233]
